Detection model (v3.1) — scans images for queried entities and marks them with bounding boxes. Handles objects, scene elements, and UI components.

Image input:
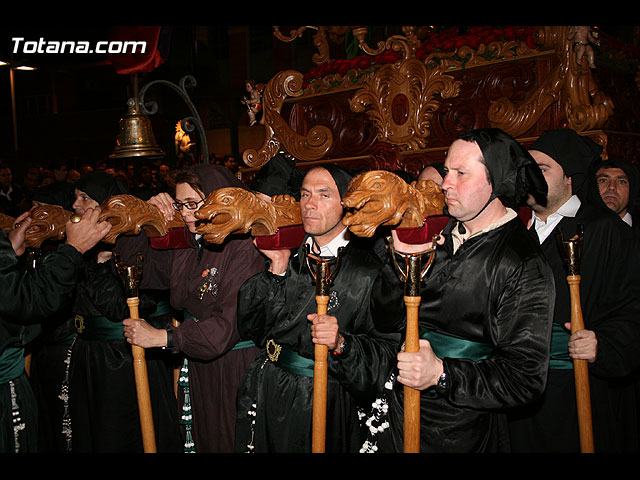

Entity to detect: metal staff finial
[389,235,438,296]
[114,251,144,298]
[305,245,344,297]
[555,224,584,276]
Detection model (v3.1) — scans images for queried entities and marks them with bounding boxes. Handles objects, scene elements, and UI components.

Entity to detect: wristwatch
[436,371,448,393]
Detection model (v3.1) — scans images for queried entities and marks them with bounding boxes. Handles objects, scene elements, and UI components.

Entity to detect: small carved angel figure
[568,26,600,69]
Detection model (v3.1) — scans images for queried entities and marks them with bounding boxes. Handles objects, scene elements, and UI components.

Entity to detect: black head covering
[75,171,130,204]
[312,164,353,199]
[250,154,304,200]
[529,129,603,198]
[462,128,547,208]
[32,181,74,210]
[187,163,248,196]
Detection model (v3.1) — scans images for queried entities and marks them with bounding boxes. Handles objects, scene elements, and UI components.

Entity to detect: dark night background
[0,24,636,180]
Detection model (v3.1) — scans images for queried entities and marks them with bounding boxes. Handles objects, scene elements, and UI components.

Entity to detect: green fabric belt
[0,346,25,384]
[76,315,124,341]
[266,341,315,378]
[149,300,171,318]
[420,329,492,360]
[549,323,573,370]
[183,310,256,351]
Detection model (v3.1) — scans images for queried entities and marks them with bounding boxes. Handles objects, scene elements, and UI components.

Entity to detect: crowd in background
[0,152,241,218]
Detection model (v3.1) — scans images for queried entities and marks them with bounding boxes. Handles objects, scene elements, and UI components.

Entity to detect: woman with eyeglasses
[121,164,265,453]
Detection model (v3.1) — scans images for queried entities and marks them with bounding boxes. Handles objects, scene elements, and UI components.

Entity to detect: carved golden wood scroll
[1,212,17,234]
[488,25,614,136]
[194,187,302,244]
[242,70,333,168]
[0,205,73,248]
[0,195,184,248]
[341,170,445,237]
[349,60,461,151]
[273,26,350,66]
[98,194,185,244]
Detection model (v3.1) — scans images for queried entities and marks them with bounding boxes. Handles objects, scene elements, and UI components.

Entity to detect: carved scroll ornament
[342,170,445,237]
[242,70,333,168]
[195,188,302,244]
[98,194,185,244]
[349,59,461,151]
[488,25,614,136]
[0,205,73,248]
[1,195,184,248]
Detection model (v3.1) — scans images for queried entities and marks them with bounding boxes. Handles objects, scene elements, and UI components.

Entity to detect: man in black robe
[362,128,555,453]
[0,207,111,452]
[234,164,401,453]
[508,128,640,452]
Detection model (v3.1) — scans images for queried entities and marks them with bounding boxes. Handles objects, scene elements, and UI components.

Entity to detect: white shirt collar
[622,211,632,227]
[532,195,581,243]
[305,226,350,258]
[451,208,518,254]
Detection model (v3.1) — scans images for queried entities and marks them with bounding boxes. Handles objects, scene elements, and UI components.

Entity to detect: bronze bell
[110,97,166,160]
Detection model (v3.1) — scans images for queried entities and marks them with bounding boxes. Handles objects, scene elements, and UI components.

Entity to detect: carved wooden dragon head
[342,170,445,237]
[25,205,73,248]
[98,194,184,243]
[195,187,302,244]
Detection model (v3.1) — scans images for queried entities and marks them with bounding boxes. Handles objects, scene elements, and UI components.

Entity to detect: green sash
[0,346,25,384]
[267,342,315,378]
[149,300,172,318]
[549,323,573,369]
[75,315,124,341]
[420,329,492,360]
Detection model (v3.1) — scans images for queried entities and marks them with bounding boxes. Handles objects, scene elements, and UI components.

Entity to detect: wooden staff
[306,246,343,453]
[555,225,594,453]
[114,252,157,453]
[390,241,436,453]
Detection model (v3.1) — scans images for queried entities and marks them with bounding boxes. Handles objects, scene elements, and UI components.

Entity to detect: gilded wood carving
[349,59,461,151]
[242,70,333,168]
[195,188,302,244]
[1,196,185,248]
[488,26,614,136]
[0,212,16,233]
[1,205,74,248]
[342,170,445,237]
[98,194,185,244]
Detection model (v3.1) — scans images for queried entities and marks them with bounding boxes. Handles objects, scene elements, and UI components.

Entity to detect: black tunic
[368,216,555,453]
[67,238,182,453]
[508,202,640,452]
[235,238,401,453]
[0,231,83,453]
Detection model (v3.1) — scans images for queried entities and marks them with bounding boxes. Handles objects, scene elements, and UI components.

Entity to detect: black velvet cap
[462,128,547,208]
[312,164,353,199]
[251,154,303,200]
[75,171,129,204]
[529,129,603,197]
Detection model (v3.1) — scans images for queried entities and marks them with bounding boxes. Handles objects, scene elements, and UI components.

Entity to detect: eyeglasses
[172,199,205,211]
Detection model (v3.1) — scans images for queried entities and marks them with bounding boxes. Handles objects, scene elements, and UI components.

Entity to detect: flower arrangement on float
[302,26,538,86]
[302,25,640,87]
